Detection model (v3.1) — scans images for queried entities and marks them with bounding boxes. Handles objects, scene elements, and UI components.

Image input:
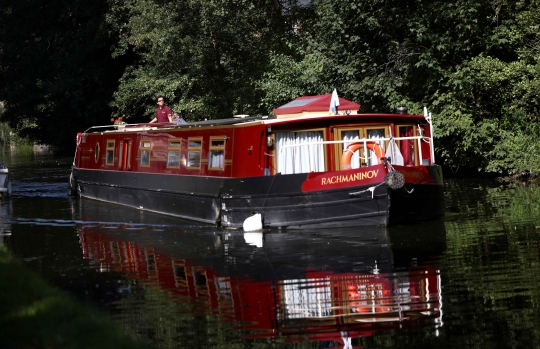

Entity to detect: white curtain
[342,130,361,169]
[209,150,224,168]
[276,131,325,174]
[366,129,386,166]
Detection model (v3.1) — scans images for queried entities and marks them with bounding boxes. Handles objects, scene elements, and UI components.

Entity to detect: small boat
[69,94,444,229]
[0,162,11,197]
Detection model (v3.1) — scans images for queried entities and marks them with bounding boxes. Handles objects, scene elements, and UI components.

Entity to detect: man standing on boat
[150,96,172,123]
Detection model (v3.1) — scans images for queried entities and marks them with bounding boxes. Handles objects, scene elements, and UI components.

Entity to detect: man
[150,96,172,123]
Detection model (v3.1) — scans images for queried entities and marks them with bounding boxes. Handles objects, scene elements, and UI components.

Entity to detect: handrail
[276,136,431,173]
[81,115,272,135]
[82,123,164,134]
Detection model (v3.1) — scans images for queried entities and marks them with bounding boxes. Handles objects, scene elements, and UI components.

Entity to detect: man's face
[157,98,164,107]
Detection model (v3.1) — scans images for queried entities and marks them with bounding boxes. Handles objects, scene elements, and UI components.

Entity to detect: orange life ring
[341,141,386,170]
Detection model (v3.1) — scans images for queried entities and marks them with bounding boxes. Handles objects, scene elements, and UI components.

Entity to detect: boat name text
[321,170,379,185]
[399,169,427,180]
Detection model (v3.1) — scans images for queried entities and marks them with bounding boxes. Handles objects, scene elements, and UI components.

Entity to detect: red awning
[273,94,361,115]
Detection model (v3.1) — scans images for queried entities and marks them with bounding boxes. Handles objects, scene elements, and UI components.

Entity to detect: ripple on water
[10,181,69,198]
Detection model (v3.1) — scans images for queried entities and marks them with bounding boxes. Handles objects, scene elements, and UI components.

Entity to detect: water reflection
[5,146,540,348]
[0,199,13,245]
[75,199,445,345]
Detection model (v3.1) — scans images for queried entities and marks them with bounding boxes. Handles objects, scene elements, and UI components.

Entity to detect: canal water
[1,145,540,348]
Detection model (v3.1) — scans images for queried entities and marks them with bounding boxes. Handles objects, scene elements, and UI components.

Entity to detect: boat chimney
[396,106,408,114]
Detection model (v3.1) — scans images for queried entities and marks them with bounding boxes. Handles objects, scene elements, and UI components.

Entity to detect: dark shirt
[155,105,172,123]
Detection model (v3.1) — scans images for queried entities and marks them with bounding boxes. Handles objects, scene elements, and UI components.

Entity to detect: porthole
[95,143,100,163]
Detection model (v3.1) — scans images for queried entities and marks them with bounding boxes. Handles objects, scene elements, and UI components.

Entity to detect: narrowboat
[69,94,444,229]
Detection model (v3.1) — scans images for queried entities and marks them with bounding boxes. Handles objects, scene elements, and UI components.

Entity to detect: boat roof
[83,112,426,134]
[273,94,361,115]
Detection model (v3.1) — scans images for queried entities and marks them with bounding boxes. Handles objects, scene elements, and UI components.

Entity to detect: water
[1,145,540,348]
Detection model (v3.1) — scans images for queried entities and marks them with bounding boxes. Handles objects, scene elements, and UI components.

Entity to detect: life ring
[341,141,386,170]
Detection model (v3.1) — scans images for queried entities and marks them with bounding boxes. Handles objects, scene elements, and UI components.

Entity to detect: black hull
[71,166,444,229]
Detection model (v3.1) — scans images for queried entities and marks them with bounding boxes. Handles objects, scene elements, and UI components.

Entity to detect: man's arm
[167,106,173,122]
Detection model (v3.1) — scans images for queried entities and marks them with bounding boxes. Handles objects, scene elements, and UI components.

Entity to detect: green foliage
[0,245,148,349]
[0,122,33,145]
[257,53,331,112]
[107,0,302,121]
[291,0,540,174]
[1,0,539,173]
[0,0,122,149]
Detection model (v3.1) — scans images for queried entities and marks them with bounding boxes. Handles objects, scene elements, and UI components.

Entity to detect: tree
[264,0,540,174]
[0,0,122,150]
[107,0,300,122]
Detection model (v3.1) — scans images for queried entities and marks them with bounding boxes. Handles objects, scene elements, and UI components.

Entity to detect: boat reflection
[0,198,13,245]
[75,202,445,344]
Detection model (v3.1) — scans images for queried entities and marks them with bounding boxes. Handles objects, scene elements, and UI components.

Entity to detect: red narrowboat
[69,94,444,228]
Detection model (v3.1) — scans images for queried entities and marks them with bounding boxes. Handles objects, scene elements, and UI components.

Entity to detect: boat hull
[71,165,444,229]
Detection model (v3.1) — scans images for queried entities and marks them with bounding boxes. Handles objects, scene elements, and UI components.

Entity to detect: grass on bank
[0,245,148,349]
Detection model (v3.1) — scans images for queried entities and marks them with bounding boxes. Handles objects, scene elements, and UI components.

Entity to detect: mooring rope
[349,158,408,197]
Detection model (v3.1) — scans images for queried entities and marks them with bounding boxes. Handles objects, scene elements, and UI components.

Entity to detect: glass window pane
[106,150,114,164]
[188,150,200,167]
[366,129,386,166]
[167,150,179,167]
[209,150,224,169]
[399,126,415,166]
[140,150,149,166]
[211,139,225,147]
[341,130,360,169]
[276,131,324,174]
[189,140,201,147]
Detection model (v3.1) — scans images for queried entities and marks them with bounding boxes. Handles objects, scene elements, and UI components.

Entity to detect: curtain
[399,127,414,166]
[366,129,386,166]
[342,130,360,169]
[209,150,224,168]
[276,131,325,174]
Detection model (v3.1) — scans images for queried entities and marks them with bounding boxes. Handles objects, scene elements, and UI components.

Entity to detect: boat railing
[82,115,273,134]
[277,135,433,173]
[82,123,164,134]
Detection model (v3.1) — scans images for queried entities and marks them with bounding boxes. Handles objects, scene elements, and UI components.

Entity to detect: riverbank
[0,245,148,349]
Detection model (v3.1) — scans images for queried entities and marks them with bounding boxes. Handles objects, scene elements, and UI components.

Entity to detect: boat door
[122,139,132,170]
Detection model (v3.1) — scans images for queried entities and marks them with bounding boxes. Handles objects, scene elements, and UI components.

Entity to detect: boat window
[106,140,115,166]
[397,126,416,166]
[140,140,151,167]
[334,127,388,169]
[187,137,202,169]
[167,139,181,168]
[365,127,387,166]
[275,130,325,174]
[209,137,225,170]
[94,143,100,163]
